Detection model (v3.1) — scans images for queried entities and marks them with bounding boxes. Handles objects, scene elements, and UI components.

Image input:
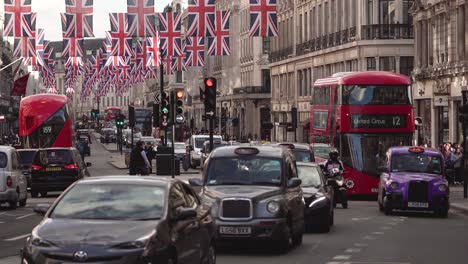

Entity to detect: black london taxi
[189,146,304,252]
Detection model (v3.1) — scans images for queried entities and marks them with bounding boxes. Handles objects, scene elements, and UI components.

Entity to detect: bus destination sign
[351,114,407,129]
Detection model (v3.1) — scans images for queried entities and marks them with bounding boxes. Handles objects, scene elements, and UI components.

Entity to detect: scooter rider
[324,149,344,173]
[324,149,348,209]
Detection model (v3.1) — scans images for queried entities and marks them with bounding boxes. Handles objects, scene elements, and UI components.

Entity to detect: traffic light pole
[463,122,467,199]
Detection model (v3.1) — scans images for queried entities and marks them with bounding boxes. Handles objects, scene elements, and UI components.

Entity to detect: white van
[188,135,222,168]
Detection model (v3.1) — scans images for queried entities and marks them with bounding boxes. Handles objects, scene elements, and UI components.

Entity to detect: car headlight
[390,182,399,190]
[113,231,155,249]
[438,184,448,192]
[309,196,327,208]
[30,235,55,248]
[267,201,280,214]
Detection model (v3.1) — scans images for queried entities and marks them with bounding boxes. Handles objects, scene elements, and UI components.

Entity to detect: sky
[30,0,178,41]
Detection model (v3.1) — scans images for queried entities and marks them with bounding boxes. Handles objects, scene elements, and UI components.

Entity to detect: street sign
[175,114,185,123]
[154,93,161,103]
[206,111,214,116]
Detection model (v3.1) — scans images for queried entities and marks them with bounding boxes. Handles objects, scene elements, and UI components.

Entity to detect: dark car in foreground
[190,146,304,252]
[296,162,334,232]
[30,148,91,198]
[377,146,449,217]
[17,149,38,189]
[22,176,216,264]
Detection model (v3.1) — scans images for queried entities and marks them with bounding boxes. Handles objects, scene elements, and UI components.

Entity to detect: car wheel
[167,256,177,264]
[277,224,290,253]
[40,192,47,198]
[318,213,331,233]
[31,191,38,198]
[330,209,334,226]
[436,208,449,218]
[8,197,18,210]
[383,195,392,215]
[291,227,303,246]
[201,244,216,264]
[19,195,27,207]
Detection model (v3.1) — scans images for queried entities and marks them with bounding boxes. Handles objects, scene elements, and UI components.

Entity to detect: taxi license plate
[219,226,251,235]
[408,202,429,208]
[46,167,62,172]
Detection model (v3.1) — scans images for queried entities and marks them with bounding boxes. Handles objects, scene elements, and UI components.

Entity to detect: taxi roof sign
[408,147,425,153]
[234,147,260,155]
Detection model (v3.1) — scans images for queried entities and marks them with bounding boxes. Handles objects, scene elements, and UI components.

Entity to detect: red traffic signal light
[205,78,215,87]
[176,91,184,99]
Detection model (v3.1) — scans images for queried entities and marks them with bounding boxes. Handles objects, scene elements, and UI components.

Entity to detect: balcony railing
[361,24,413,40]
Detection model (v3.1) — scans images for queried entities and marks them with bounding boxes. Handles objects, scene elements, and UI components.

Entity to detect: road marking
[351,217,371,221]
[333,255,352,260]
[345,248,362,253]
[386,222,398,225]
[16,213,35,219]
[372,231,384,235]
[354,243,368,247]
[380,226,392,230]
[4,234,30,241]
[363,235,376,240]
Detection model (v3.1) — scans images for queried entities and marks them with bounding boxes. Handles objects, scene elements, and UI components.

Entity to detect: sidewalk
[450,185,468,214]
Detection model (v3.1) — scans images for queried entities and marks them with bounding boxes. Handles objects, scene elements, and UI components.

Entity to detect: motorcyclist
[324,149,344,173]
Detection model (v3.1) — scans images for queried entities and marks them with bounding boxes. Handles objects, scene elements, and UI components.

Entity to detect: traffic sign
[175,114,185,123]
[154,93,161,103]
[206,111,214,116]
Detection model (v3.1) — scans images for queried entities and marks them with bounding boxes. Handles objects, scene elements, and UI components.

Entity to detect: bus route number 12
[392,116,401,126]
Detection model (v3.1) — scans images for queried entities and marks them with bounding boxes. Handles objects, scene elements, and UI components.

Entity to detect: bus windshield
[342,85,412,105]
[339,133,412,177]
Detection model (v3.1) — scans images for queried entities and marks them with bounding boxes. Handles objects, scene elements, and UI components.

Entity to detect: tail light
[6,176,13,187]
[31,164,43,171]
[64,163,79,171]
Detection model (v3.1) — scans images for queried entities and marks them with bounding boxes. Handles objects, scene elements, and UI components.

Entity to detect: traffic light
[116,114,125,128]
[204,77,217,116]
[153,103,160,128]
[91,109,96,118]
[128,105,135,127]
[160,92,169,126]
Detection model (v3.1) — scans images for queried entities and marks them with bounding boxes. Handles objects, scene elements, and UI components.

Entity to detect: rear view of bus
[19,94,73,148]
[310,71,415,197]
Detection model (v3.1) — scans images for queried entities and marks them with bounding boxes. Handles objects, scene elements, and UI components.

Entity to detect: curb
[451,202,468,215]
[108,161,128,170]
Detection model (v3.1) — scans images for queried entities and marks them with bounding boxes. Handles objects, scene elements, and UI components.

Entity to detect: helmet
[329,149,339,160]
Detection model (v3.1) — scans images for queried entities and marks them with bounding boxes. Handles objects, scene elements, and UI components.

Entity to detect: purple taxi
[377,146,449,217]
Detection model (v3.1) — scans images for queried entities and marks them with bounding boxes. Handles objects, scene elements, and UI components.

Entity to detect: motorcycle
[326,167,348,209]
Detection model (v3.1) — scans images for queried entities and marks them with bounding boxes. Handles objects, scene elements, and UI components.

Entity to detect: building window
[379,56,396,72]
[367,0,374,24]
[262,69,271,93]
[304,12,308,41]
[379,0,396,24]
[402,0,413,25]
[367,57,376,70]
[298,14,303,43]
[262,37,270,53]
[400,56,414,76]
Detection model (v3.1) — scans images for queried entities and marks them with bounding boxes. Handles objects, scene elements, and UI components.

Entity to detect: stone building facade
[412,0,468,147]
[270,0,415,142]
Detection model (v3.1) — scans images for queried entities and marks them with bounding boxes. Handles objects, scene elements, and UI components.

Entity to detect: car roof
[272,142,311,150]
[388,146,442,156]
[0,146,16,152]
[38,147,75,151]
[78,175,183,187]
[210,145,289,159]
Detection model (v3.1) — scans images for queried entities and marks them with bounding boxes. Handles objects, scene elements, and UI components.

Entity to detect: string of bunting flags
[4,0,279,100]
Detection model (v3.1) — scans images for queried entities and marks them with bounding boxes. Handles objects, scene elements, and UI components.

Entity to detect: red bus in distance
[104,106,122,121]
[310,71,415,197]
[19,94,73,148]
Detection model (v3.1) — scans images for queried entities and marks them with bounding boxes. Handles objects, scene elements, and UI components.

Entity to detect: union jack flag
[158,12,183,57]
[187,0,215,37]
[61,12,94,38]
[13,36,35,57]
[207,11,231,56]
[135,40,147,72]
[185,37,205,67]
[172,55,187,73]
[146,34,160,68]
[127,0,156,37]
[62,37,84,58]
[65,57,84,68]
[105,56,127,69]
[109,13,134,56]
[3,0,36,37]
[145,68,157,79]
[249,0,278,37]
[27,28,45,69]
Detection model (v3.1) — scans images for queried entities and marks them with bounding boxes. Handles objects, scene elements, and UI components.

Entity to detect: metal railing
[361,24,413,40]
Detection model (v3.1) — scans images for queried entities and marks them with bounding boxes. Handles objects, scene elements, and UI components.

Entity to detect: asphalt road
[1,139,468,263]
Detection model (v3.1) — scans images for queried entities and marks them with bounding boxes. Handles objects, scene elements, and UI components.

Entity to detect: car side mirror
[175,208,197,221]
[33,204,51,216]
[188,178,203,186]
[287,178,302,188]
[86,162,92,167]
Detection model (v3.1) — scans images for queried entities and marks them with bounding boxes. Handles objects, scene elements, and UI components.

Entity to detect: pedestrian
[76,140,85,162]
[145,142,156,173]
[442,143,454,184]
[129,140,151,175]
[452,145,463,184]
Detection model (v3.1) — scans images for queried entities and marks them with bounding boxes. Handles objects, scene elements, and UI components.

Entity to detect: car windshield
[34,150,73,165]
[207,157,283,186]
[51,184,166,220]
[391,154,443,175]
[18,151,36,165]
[297,165,322,187]
[174,143,185,149]
[0,153,7,168]
[195,137,210,148]
[313,145,331,159]
[292,149,311,162]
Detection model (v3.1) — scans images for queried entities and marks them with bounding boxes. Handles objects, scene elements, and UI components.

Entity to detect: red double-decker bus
[19,94,73,148]
[104,106,122,121]
[310,71,415,196]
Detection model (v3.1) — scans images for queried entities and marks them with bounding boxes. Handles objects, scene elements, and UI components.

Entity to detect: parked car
[296,162,334,232]
[274,143,315,162]
[22,176,216,264]
[200,140,229,170]
[189,146,304,252]
[17,149,38,189]
[0,146,28,209]
[188,135,222,168]
[100,128,116,143]
[30,148,91,198]
[377,146,449,217]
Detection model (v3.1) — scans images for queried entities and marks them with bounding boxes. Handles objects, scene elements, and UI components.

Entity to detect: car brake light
[64,163,79,171]
[31,164,43,171]
[6,176,13,187]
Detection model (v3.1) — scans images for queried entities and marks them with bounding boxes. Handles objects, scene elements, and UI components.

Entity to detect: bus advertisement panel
[19,94,73,148]
[310,71,415,196]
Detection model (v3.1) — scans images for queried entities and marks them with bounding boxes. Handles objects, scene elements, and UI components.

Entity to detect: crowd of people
[128,140,156,175]
[439,142,464,185]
